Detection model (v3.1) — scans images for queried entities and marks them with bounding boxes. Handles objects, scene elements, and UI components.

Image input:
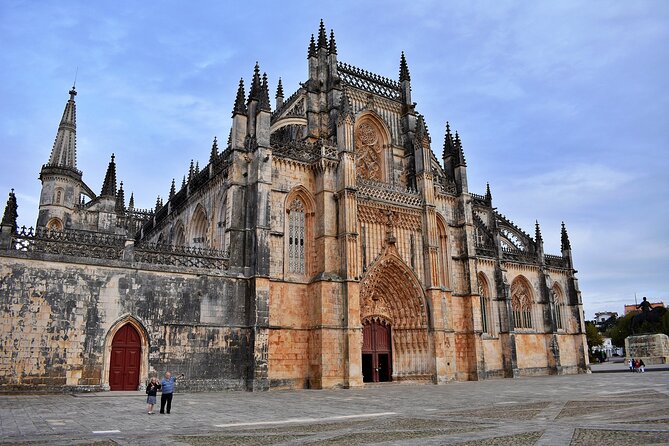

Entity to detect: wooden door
[109,324,141,391]
[362,320,392,383]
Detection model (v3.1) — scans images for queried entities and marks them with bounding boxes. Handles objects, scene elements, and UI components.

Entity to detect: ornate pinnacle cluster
[275,78,284,99]
[115,181,125,212]
[100,154,117,196]
[210,136,219,164]
[233,78,247,115]
[561,222,571,251]
[329,29,337,55]
[317,19,328,49]
[1,189,18,233]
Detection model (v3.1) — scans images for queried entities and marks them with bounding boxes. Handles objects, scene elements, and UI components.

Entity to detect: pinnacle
[128,192,135,209]
[399,51,411,82]
[308,34,317,58]
[115,181,125,212]
[1,189,18,233]
[210,136,219,163]
[233,78,247,115]
[535,220,543,243]
[318,19,328,49]
[100,153,117,197]
[329,29,337,55]
[275,78,284,99]
[169,179,176,199]
[561,222,571,251]
[260,72,271,111]
[248,63,262,102]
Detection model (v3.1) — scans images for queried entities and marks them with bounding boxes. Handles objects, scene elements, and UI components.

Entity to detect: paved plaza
[1,363,668,445]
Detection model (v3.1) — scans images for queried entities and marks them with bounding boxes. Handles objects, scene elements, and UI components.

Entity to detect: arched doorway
[109,323,141,390]
[362,318,392,382]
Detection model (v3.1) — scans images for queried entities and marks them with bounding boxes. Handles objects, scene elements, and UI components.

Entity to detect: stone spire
[248,62,262,103]
[233,78,247,115]
[100,154,117,197]
[275,78,284,110]
[454,131,466,167]
[195,161,200,175]
[128,192,135,210]
[210,136,219,164]
[115,181,125,212]
[329,29,337,55]
[485,182,492,202]
[1,189,18,233]
[399,51,411,82]
[48,86,78,169]
[155,195,162,212]
[535,220,543,245]
[169,179,176,199]
[561,222,571,251]
[259,72,271,111]
[308,34,316,58]
[317,19,328,49]
[181,176,186,189]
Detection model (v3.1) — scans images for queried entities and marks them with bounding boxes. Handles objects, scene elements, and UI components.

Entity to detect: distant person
[145,376,161,414]
[628,358,634,372]
[634,359,641,372]
[639,359,646,373]
[160,371,185,414]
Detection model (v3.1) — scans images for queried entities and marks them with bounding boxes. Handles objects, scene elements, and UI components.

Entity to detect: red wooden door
[362,320,392,383]
[109,324,141,390]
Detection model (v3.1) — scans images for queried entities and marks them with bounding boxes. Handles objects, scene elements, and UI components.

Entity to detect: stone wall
[0,252,252,392]
[626,334,669,365]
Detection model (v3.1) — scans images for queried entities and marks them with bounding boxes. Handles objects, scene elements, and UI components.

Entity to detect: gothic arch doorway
[359,242,434,382]
[362,318,392,382]
[109,323,141,390]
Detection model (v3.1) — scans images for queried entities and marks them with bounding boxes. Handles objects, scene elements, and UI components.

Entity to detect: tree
[606,310,669,348]
[585,321,603,350]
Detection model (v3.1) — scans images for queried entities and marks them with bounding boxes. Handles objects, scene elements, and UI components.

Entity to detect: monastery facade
[0,22,588,392]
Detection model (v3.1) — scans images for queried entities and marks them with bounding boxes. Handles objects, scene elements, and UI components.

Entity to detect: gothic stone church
[0,22,588,392]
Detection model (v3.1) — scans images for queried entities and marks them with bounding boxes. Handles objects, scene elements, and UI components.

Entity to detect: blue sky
[1,1,667,318]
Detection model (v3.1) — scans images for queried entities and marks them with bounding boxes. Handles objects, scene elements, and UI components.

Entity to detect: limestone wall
[0,253,251,392]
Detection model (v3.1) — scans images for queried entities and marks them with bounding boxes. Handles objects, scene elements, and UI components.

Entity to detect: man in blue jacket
[160,371,185,414]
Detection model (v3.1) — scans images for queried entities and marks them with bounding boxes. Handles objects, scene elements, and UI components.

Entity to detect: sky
[1,1,667,318]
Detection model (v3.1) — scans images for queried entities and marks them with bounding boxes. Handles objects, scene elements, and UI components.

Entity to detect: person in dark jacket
[146,377,161,414]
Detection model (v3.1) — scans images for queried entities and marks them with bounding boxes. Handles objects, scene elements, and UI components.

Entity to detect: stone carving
[355,122,382,180]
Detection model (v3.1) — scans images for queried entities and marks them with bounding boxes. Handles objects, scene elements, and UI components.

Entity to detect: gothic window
[437,217,449,287]
[355,119,385,181]
[553,284,565,331]
[191,206,209,247]
[217,196,227,251]
[288,198,306,274]
[173,221,186,246]
[478,273,491,334]
[511,277,533,330]
[55,189,62,205]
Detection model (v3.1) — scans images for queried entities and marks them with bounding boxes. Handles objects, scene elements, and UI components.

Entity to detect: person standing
[160,371,185,414]
[628,358,634,372]
[639,359,646,373]
[145,377,161,414]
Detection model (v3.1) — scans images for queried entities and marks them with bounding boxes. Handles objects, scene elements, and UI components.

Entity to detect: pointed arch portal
[109,323,141,390]
[359,242,433,382]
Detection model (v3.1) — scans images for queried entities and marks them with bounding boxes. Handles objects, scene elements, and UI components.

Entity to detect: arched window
[436,216,449,288]
[173,221,186,246]
[478,273,491,334]
[511,276,533,330]
[191,206,209,247]
[55,189,62,204]
[553,283,565,331]
[288,198,306,274]
[216,195,227,251]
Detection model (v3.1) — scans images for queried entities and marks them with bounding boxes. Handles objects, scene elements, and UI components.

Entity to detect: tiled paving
[1,362,668,445]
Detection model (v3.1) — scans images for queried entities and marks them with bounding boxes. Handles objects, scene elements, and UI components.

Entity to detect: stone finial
[169,179,176,199]
[329,29,337,55]
[339,89,354,120]
[308,34,317,58]
[561,221,571,251]
[155,195,162,212]
[399,51,411,82]
[442,122,454,160]
[485,182,492,202]
[181,176,186,189]
[210,136,219,164]
[1,189,18,233]
[195,161,200,175]
[47,86,78,169]
[317,19,328,49]
[128,192,135,210]
[188,160,194,183]
[100,153,117,197]
[115,181,125,212]
[275,78,284,99]
[233,78,247,116]
[454,131,466,167]
[535,220,543,244]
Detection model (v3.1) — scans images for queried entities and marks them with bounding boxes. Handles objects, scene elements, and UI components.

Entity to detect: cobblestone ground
[1,364,668,445]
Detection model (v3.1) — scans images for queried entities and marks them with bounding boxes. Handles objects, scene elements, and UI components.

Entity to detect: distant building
[592,337,623,358]
[624,301,665,315]
[593,311,618,324]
